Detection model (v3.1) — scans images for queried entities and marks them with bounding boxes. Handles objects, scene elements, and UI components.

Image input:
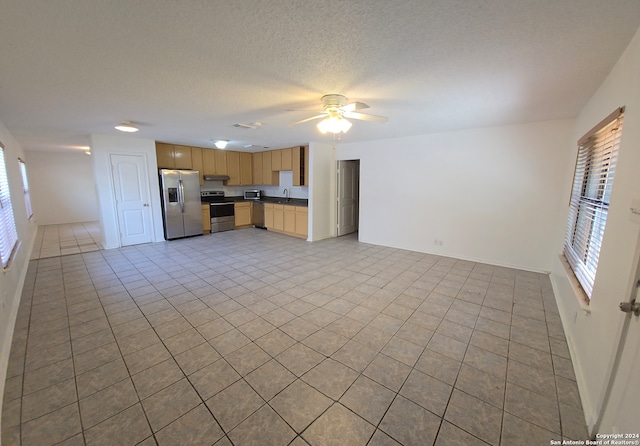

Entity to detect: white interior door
[596,250,640,434]
[337,160,359,236]
[110,154,153,246]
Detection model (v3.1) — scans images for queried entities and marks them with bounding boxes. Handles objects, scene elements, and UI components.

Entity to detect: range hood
[203,174,230,181]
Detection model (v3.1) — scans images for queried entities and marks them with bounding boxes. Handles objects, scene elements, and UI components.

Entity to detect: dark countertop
[224,196,308,207]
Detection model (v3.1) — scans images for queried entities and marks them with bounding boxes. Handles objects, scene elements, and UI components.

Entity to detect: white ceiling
[1,1,639,153]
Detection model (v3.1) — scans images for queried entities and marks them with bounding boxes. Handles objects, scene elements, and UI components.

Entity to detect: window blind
[563,107,624,299]
[0,144,19,268]
[19,159,33,218]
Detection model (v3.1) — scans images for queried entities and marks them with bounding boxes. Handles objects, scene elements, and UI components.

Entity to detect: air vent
[233,122,262,129]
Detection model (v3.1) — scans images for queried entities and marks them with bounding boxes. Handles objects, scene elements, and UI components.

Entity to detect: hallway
[30,222,101,260]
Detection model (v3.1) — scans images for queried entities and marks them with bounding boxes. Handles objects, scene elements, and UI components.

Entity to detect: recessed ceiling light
[214,140,229,149]
[115,121,139,132]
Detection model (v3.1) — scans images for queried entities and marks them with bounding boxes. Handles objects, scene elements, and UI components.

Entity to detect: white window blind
[563,107,624,299]
[0,143,19,268]
[19,158,33,218]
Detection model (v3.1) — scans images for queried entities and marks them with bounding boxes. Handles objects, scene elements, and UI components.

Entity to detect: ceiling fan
[290,94,388,134]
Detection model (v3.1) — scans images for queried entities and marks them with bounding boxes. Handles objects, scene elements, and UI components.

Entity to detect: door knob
[143,203,149,207]
[619,300,640,316]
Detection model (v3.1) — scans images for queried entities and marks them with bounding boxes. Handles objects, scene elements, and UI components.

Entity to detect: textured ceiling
[1,0,639,153]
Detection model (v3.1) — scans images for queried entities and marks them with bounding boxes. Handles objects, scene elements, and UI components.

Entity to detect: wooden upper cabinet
[271,149,282,171]
[240,152,253,185]
[262,150,273,185]
[293,146,308,186]
[215,150,228,175]
[191,147,204,184]
[270,148,292,171]
[156,142,198,171]
[156,143,175,168]
[202,148,230,175]
[281,147,293,171]
[157,142,308,187]
[227,151,241,185]
[252,152,263,185]
[304,146,309,185]
[173,145,192,169]
[203,148,216,175]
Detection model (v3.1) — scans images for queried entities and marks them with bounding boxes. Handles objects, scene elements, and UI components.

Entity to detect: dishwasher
[252,201,265,229]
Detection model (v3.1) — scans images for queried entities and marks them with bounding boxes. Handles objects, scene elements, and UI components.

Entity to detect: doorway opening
[336,159,360,237]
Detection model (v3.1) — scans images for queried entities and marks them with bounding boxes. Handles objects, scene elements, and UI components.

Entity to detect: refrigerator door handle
[178,179,185,213]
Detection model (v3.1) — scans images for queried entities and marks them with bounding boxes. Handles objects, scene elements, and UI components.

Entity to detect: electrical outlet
[434,239,443,246]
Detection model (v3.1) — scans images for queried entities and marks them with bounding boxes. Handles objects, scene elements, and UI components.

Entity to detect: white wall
[25,150,99,225]
[0,120,38,437]
[223,170,309,199]
[336,120,573,272]
[308,142,335,241]
[550,26,640,433]
[90,134,165,249]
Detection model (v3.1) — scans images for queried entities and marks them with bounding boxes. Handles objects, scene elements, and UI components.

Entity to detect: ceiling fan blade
[289,114,327,126]
[340,102,369,112]
[343,111,388,123]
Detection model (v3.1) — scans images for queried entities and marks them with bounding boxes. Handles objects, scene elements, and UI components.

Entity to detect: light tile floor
[30,222,101,260]
[2,228,588,445]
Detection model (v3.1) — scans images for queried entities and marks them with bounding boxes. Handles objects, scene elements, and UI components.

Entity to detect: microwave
[243,190,262,200]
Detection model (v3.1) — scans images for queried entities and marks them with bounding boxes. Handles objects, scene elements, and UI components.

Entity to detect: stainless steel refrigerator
[159,169,203,240]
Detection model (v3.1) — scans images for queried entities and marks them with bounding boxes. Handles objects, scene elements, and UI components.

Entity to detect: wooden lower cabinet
[202,205,211,233]
[273,204,284,231]
[264,203,307,239]
[264,203,274,229]
[284,206,296,233]
[295,207,308,238]
[234,202,252,227]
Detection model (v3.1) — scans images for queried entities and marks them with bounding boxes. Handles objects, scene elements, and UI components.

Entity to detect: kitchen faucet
[283,188,290,201]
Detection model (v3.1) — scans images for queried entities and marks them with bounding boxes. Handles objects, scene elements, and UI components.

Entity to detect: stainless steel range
[201,191,235,233]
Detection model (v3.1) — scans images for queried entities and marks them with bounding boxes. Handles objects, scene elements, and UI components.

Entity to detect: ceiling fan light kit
[290,94,387,135]
[317,114,352,134]
[114,121,139,132]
